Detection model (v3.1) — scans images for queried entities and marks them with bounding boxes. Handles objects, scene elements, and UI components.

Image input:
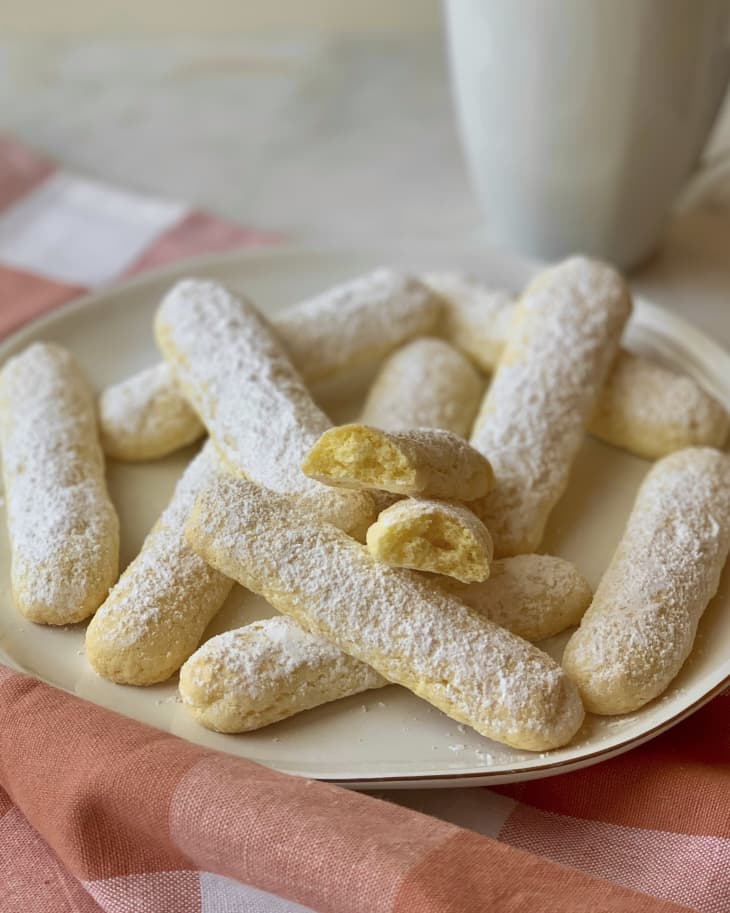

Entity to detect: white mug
[445,0,730,268]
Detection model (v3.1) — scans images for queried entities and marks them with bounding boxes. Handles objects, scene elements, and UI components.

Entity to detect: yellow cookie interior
[367,504,491,583]
[302,423,417,493]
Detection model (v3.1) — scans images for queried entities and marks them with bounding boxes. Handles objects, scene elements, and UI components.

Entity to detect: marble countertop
[2,33,730,341]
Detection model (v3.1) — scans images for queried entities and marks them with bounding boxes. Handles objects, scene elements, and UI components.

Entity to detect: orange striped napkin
[0,135,727,913]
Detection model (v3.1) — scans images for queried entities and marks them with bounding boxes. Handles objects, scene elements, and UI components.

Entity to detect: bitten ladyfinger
[366,498,494,584]
[303,424,494,501]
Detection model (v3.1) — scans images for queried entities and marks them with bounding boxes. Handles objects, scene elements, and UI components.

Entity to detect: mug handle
[679,4,730,207]
[680,129,730,210]
[679,13,730,210]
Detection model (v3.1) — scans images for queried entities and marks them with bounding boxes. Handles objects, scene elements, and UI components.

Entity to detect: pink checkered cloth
[0,135,727,913]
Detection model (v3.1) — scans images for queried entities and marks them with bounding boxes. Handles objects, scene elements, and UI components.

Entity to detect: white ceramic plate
[1,244,729,789]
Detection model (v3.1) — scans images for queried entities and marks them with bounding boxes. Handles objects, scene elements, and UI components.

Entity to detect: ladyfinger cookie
[360,337,484,438]
[422,271,517,373]
[442,554,591,643]
[277,268,441,383]
[426,271,729,459]
[303,424,494,500]
[99,362,204,461]
[154,279,375,540]
[562,447,730,715]
[85,443,233,684]
[180,553,591,733]
[185,475,585,751]
[470,256,631,556]
[366,498,494,584]
[99,269,441,461]
[180,616,387,732]
[588,350,729,459]
[0,343,119,624]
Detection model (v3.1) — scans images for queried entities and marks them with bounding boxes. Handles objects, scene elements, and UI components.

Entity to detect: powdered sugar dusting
[422,271,516,373]
[99,362,203,460]
[188,476,585,750]
[470,257,631,556]
[563,447,730,713]
[181,550,591,731]
[424,271,729,458]
[85,442,232,671]
[589,350,729,457]
[155,279,373,536]
[360,337,484,438]
[180,615,386,729]
[384,427,494,500]
[443,555,592,643]
[0,342,119,622]
[99,270,441,460]
[202,616,376,687]
[277,268,442,383]
[98,266,727,469]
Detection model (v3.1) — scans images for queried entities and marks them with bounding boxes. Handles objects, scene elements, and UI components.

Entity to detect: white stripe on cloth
[500,805,730,913]
[84,870,200,912]
[0,172,185,286]
[84,870,321,913]
[200,873,319,913]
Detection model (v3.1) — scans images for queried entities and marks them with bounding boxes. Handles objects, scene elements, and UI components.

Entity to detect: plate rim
[335,676,729,788]
[1,242,729,788]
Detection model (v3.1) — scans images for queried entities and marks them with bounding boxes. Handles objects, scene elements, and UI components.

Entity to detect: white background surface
[1,0,442,35]
[2,31,730,342]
